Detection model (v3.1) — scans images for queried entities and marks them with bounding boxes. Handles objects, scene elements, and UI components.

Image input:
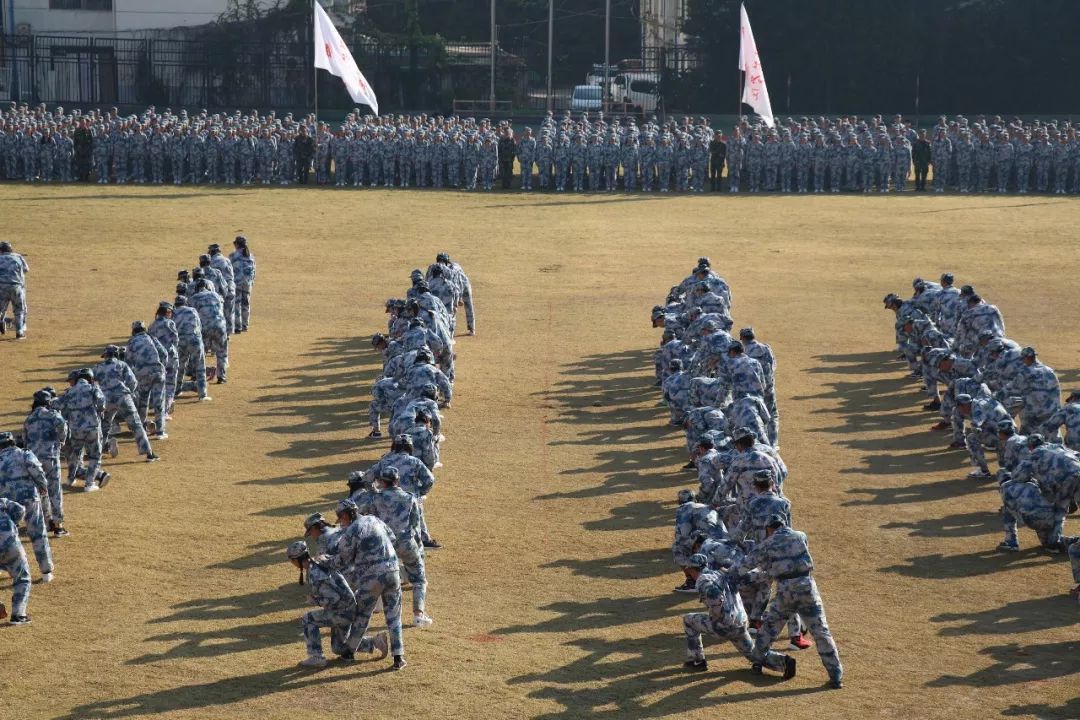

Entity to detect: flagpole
[313,0,319,122]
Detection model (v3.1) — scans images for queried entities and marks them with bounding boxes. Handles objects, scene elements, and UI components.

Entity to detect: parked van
[570,84,603,111]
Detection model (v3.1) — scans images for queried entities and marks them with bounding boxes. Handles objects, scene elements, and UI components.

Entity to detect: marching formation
[651,258,843,689]
[284,252,474,671]
[7,103,1080,195]
[883,277,1080,602]
[0,235,256,626]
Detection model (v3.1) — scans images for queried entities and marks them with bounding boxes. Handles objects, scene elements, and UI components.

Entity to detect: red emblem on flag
[324,43,332,59]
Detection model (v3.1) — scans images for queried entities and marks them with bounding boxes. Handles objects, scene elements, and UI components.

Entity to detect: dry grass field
[0,184,1078,720]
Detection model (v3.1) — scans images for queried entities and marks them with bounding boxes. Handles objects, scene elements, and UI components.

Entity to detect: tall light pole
[603,0,610,112]
[490,0,496,110]
[546,0,553,113]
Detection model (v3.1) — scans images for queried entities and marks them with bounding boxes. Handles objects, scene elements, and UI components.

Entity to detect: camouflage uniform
[23,404,67,525]
[0,498,30,618]
[0,444,52,576]
[999,476,1061,549]
[301,560,359,659]
[1012,443,1080,538]
[190,288,230,382]
[173,303,208,399]
[126,330,168,436]
[329,515,405,658]
[741,526,843,684]
[94,356,154,456]
[0,249,30,336]
[372,485,428,616]
[56,379,106,487]
[683,568,789,672]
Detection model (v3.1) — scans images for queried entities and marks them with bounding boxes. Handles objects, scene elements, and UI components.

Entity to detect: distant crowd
[2,103,1079,194]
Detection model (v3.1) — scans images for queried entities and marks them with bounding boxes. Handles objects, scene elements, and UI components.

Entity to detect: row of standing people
[284,253,476,670]
[0,236,257,625]
[652,257,844,689]
[883,275,1080,604]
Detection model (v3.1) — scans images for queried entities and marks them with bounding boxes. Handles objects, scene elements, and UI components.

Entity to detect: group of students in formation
[884,275,1080,601]
[651,258,843,689]
[0,236,256,625]
[283,253,475,670]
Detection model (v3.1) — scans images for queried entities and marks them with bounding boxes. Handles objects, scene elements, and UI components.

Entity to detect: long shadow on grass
[57,664,384,719]
[532,348,688,513]
[926,639,1080,688]
[504,632,826,719]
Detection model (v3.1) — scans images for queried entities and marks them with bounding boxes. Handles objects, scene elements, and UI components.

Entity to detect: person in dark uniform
[498,128,516,189]
[912,129,932,191]
[73,119,93,182]
[293,126,315,185]
[709,131,727,192]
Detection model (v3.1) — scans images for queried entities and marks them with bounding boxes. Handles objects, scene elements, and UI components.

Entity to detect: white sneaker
[84,483,100,493]
[200,395,212,402]
[41,572,53,583]
[155,433,169,440]
[299,655,328,668]
[414,613,434,628]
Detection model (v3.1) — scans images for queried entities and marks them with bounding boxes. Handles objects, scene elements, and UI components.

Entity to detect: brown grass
[0,185,1078,720]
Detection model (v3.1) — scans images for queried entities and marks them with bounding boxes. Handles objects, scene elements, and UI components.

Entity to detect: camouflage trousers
[0,283,27,334]
[752,576,842,682]
[964,428,997,470]
[38,452,64,523]
[1020,411,1058,439]
[202,326,229,381]
[222,293,236,334]
[303,605,356,658]
[1002,505,1059,548]
[396,538,427,615]
[178,339,207,398]
[0,540,30,616]
[103,395,153,456]
[163,351,179,412]
[683,613,786,670]
[234,283,252,331]
[135,371,167,436]
[66,428,102,487]
[746,578,803,638]
[0,484,52,576]
[349,566,404,657]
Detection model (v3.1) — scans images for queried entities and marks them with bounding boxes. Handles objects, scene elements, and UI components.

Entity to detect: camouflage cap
[732,426,757,442]
[1067,390,1080,402]
[379,466,400,482]
[286,540,309,560]
[766,514,787,530]
[687,553,709,570]
[677,488,695,504]
[955,394,973,405]
[303,512,328,531]
[752,468,774,484]
[997,419,1016,433]
[986,340,1005,353]
[1020,346,1036,358]
[336,498,359,515]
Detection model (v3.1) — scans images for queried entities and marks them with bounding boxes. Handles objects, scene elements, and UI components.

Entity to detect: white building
[4,0,250,35]
[640,0,688,50]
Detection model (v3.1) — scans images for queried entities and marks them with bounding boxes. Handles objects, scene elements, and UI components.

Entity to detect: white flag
[313,2,379,115]
[738,3,773,128]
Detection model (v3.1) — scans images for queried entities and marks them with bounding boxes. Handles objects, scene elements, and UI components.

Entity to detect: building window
[49,0,114,9]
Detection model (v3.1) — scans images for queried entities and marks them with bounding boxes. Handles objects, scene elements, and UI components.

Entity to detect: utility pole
[546,0,553,113]
[604,0,610,113]
[490,0,496,110]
